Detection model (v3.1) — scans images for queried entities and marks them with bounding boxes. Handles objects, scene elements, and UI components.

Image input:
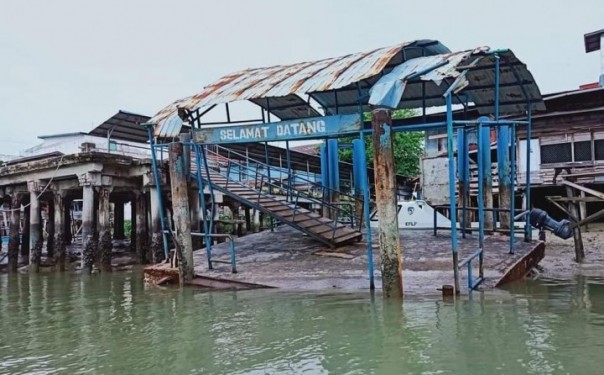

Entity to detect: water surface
[1,272,603,374]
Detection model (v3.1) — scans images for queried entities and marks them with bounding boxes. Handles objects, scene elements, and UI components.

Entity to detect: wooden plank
[560,180,604,200]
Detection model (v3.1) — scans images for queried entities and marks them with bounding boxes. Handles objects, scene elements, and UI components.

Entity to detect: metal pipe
[446,93,460,294]
[525,105,532,242]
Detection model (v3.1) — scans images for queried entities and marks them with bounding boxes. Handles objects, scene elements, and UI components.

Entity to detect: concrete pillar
[81,184,95,272]
[98,187,113,272]
[169,142,194,283]
[53,190,67,271]
[129,197,136,253]
[46,200,55,259]
[7,193,22,272]
[497,126,512,230]
[21,205,30,260]
[28,181,42,273]
[149,186,164,263]
[371,108,403,298]
[135,191,148,264]
[64,198,72,245]
[113,199,125,240]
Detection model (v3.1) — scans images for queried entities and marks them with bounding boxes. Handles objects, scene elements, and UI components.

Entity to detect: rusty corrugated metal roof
[151,40,449,138]
[150,40,545,139]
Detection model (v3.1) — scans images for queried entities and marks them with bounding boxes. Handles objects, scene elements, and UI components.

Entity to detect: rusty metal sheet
[150,40,432,138]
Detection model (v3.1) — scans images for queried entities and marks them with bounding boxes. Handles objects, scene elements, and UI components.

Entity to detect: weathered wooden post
[371,108,403,298]
[28,180,42,273]
[7,191,22,273]
[53,189,67,271]
[565,185,585,262]
[98,187,113,272]
[169,142,195,283]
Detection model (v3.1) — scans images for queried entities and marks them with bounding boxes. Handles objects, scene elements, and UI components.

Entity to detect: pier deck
[145,226,544,295]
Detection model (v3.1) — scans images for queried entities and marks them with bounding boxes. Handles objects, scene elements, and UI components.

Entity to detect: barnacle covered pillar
[98,187,113,272]
[169,142,194,283]
[371,108,403,298]
[134,191,148,264]
[7,191,22,273]
[28,180,42,273]
[53,189,67,271]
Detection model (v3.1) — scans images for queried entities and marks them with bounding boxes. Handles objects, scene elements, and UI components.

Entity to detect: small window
[541,143,572,164]
[574,141,592,162]
[595,140,604,160]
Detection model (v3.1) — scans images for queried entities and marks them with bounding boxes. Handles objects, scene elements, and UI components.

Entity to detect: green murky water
[1,272,604,375]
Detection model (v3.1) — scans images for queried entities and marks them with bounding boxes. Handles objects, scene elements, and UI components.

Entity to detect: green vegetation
[339,109,424,178]
[124,220,132,238]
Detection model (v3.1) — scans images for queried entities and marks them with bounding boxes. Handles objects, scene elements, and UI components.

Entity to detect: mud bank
[538,225,604,279]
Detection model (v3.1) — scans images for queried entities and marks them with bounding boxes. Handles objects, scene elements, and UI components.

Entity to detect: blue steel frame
[144,50,534,293]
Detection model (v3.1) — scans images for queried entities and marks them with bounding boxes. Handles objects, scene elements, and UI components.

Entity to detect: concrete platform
[144,226,544,295]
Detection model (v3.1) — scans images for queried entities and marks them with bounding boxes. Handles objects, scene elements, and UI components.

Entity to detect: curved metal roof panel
[151,40,450,137]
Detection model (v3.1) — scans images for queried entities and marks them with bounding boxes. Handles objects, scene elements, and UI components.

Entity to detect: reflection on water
[1,273,603,375]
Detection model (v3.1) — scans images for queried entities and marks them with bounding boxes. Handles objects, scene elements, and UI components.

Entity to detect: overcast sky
[1,0,603,155]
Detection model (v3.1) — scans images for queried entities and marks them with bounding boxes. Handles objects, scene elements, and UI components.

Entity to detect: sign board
[192,114,362,144]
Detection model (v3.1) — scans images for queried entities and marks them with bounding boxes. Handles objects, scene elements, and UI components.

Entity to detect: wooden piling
[169,142,195,283]
[565,185,585,262]
[98,187,113,272]
[371,108,403,298]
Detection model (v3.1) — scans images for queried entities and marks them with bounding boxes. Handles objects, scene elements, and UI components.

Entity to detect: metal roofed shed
[148,40,544,139]
[89,110,151,144]
[150,39,451,137]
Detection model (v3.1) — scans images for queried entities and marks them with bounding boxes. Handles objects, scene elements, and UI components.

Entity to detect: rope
[1,154,66,212]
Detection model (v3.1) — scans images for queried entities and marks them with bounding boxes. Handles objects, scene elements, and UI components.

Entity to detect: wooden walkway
[144,227,544,295]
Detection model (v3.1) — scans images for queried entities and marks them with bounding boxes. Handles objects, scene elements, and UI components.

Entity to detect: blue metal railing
[197,145,364,245]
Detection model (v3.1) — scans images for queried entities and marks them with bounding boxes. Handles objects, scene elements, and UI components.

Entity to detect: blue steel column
[145,124,169,259]
[509,124,517,253]
[353,137,374,290]
[479,116,494,232]
[497,125,513,246]
[194,144,213,269]
[446,93,460,294]
[286,140,292,202]
[477,121,486,283]
[457,128,469,238]
[320,143,330,218]
[524,106,532,242]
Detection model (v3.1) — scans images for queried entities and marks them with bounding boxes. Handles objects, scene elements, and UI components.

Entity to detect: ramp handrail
[203,145,364,234]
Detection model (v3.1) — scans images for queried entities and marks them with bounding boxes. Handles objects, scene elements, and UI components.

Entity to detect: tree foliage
[338,109,424,178]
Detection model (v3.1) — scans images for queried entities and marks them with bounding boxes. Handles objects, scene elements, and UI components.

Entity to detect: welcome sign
[192,114,362,144]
